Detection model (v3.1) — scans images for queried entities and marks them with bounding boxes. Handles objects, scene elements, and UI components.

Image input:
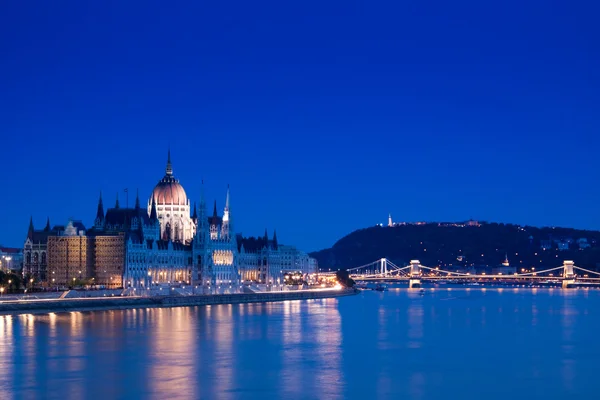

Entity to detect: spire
[223,184,230,223]
[44,217,51,232]
[165,148,173,176]
[192,201,198,219]
[115,193,120,209]
[150,196,158,221]
[198,181,207,228]
[273,229,278,249]
[200,179,206,206]
[96,191,104,219]
[135,189,140,209]
[264,228,268,242]
[213,200,218,218]
[225,184,230,211]
[27,216,34,240]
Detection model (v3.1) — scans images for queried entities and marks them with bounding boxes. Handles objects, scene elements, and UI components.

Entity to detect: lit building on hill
[491,253,516,275]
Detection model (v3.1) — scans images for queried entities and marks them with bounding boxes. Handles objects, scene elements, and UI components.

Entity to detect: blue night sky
[0,1,598,252]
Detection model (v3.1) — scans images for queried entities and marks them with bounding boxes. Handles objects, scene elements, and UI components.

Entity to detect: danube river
[1,288,598,399]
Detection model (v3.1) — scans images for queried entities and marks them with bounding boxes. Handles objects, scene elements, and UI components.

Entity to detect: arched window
[164,223,171,241]
[41,252,46,265]
[26,252,31,264]
[33,252,39,264]
[174,223,179,242]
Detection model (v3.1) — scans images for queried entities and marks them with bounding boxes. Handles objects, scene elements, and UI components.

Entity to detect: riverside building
[23,151,318,289]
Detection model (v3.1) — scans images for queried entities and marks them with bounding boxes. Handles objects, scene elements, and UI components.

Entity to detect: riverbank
[0,287,358,316]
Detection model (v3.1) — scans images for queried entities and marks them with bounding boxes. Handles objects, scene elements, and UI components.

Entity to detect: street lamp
[0,287,4,297]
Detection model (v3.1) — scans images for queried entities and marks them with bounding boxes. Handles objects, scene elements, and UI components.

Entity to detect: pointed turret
[96,192,104,218]
[198,180,208,230]
[166,148,173,176]
[263,228,268,242]
[150,196,158,222]
[192,201,198,219]
[225,184,230,212]
[135,189,140,210]
[115,193,120,209]
[222,185,231,237]
[273,230,278,249]
[212,200,218,218]
[200,179,206,207]
[44,217,51,232]
[27,216,34,240]
[95,192,105,228]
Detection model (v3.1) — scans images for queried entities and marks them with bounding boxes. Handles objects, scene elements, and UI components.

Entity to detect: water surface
[1,288,598,399]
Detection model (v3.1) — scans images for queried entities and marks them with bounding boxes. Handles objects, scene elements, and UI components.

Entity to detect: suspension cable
[573,266,600,276]
[348,259,591,279]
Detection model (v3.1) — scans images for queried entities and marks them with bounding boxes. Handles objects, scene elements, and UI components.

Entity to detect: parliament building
[23,151,318,289]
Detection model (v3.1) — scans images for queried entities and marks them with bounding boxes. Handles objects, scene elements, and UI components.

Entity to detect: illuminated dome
[150,150,188,206]
[152,178,187,205]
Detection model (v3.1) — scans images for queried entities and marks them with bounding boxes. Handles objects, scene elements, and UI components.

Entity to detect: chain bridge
[326,259,600,289]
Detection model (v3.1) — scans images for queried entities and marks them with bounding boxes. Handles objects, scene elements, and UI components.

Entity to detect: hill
[310,222,600,271]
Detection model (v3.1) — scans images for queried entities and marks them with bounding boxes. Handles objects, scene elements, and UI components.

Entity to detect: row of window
[157,207,186,212]
[25,252,46,265]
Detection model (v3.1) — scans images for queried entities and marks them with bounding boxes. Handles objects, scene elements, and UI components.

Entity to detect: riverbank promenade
[0,287,358,315]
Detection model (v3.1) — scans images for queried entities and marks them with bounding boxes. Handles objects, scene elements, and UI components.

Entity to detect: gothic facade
[23,151,318,289]
[236,231,319,284]
[23,217,63,281]
[148,149,195,243]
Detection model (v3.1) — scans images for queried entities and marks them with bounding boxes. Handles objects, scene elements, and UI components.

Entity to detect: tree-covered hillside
[310,223,600,271]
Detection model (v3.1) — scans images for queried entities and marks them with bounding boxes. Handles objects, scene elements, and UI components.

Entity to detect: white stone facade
[191,185,240,286]
[238,239,318,285]
[148,150,196,243]
[25,151,315,290]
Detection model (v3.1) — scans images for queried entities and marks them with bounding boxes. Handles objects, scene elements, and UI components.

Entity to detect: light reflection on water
[0,289,599,399]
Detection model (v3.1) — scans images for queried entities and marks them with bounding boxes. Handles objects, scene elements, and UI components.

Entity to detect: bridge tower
[562,260,576,289]
[409,260,422,289]
[380,258,387,275]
